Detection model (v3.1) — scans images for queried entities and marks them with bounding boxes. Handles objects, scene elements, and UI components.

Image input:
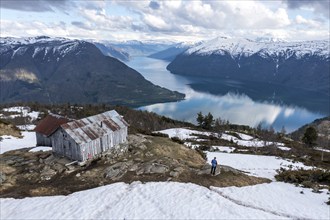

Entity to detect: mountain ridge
[0,36,184,106]
[167,37,330,96]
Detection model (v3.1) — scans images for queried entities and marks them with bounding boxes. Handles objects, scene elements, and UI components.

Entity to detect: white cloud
[294,15,322,28]
[1,0,329,42]
[143,14,171,31]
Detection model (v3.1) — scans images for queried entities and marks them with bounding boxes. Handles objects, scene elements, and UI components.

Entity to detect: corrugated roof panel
[61,110,128,145]
[103,119,119,131]
[34,114,70,136]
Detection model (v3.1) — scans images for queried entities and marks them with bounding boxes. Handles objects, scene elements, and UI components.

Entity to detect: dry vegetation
[0,135,269,198]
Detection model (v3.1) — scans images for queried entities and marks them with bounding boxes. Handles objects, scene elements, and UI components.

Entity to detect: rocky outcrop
[0,134,270,198]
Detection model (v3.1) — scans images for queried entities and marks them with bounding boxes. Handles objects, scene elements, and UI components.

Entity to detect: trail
[209,187,303,219]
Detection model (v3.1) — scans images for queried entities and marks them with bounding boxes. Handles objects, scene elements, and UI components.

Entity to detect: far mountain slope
[0,36,184,106]
[167,37,330,96]
[148,43,191,61]
[91,42,130,62]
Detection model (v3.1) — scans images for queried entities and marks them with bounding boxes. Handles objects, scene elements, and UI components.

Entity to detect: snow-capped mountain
[167,37,330,96]
[0,36,184,105]
[185,36,329,59]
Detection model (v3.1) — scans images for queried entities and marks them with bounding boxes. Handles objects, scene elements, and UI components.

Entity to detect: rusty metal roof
[34,114,70,136]
[61,110,128,144]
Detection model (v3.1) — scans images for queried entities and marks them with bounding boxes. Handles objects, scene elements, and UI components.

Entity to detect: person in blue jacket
[211,157,217,175]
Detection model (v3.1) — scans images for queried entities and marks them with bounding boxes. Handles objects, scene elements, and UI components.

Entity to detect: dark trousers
[211,166,216,175]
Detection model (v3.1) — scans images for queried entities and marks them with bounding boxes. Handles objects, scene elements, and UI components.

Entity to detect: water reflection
[127,57,326,132]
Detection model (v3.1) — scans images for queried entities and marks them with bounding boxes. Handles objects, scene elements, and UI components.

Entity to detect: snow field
[2,106,39,120]
[0,131,36,154]
[157,128,213,140]
[158,128,285,148]
[211,182,329,220]
[0,181,286,219]
[207,152,312,180]
[1,126,328,219]
[29,146,52,152]
[1,181,328,219]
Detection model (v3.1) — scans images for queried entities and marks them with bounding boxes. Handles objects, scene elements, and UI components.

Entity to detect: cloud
[0,0,74,12]
[149,1,160,10]
[283,0,330,17]
[71,21,93,31]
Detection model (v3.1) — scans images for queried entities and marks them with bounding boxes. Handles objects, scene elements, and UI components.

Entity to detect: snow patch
[0,131,36,154]
[29,146,52,152]
[206,152,312,180]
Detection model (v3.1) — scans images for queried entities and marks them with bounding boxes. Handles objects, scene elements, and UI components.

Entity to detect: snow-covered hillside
[185,36,330,59]
[1,115,329,220]
[0,36,82,60]
[1,181,328,219]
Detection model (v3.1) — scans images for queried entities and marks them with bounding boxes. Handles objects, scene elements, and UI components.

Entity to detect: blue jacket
[211,159,217,167]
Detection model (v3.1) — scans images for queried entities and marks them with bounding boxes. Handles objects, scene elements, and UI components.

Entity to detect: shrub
[226,132,241,140]
[198,145,211,151]
[171,137,184,144]
[151,132,169,138]
[195,149,207,160]
[275,168,330,188]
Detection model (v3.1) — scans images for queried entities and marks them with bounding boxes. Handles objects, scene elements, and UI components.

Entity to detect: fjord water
[127,57,328,132]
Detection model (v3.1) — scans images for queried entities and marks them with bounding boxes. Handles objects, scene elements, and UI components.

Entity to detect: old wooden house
[34,114,70,146]
[41,110,128,162]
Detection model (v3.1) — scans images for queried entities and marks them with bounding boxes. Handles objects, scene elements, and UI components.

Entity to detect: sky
[0,0,329,42]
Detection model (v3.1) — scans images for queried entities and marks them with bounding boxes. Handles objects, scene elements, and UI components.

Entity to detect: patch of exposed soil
[0,134,270,198]
[0,122,21,138]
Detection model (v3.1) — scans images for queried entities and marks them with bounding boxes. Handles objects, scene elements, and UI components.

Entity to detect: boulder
[169,171,179,178]
[136,163,169,175]
[104,162,131,180]
[40,165,57,181]
[0,172,6,184]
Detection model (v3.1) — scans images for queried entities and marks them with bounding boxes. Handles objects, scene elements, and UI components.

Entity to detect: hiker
[210,157,217,175]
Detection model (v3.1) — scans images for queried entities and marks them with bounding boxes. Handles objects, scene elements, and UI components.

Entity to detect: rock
[136,163,169,175]
[52,164,66,173]
[0,172,6,184]
[4,156,24,166]
[137,144,147,151]
[104,162,129,180]
[38,153,52,159]
[134,158,142,162]
[169,171,179,178]
[128,163,140,172]
[40,165,57,181]
[145,152,153,157]
[44,155,57,165]
[174,167,184,173]
[76,173,81,177]
[197,164,220,175]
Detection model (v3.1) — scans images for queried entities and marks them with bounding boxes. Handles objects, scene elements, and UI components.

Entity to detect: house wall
[80,127,128,162]
[51,126,128,162]
[52,128,82,161]
[36,132,52,146]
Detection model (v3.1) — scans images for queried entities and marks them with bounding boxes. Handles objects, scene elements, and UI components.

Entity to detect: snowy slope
[211,182,329,219]
[185,36,330,59]
[1,125,329,219]
[157,128,284,148]
[0,36,82,60]
[0,131,36,154]
[206,152,311,180]
[1,181,328,219]
[1,181,329,219]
